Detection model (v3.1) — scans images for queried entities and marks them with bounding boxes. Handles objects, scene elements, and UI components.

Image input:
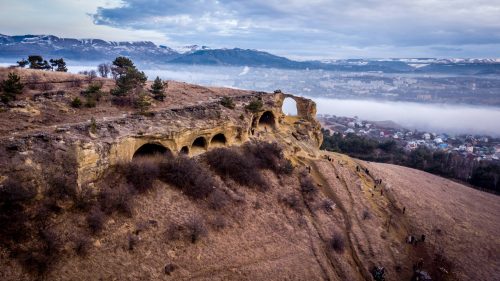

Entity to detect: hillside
[0,68,498,281]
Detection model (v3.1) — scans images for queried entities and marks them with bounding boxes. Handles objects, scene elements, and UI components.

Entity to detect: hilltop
[0,68,498,281]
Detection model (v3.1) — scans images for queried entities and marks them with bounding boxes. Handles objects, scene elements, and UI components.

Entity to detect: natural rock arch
[191,136,207,155]
[282,97,298,116]
[258,111,276,129]
[133,143,171,159]
[210,133,227,147]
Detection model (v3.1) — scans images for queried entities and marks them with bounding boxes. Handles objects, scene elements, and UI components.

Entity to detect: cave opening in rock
[258,111,275,129]
[133,143,171,159]
[191,137,207,155]
[180,146,189,155]
[210,133,227,147]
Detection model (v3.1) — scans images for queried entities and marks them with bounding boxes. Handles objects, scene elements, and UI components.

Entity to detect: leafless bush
[87,207,105,234]
[185,216,207,243]
[164,263,178,275]
[322,199,334,213]
[164,222,184,241]
[128,233,139,251]
[159,156,216,199]
[164,216,208,243]
[0,179,36,245]
[21,229,63,275]
[46,174,75,200]
[207,188,230,210]
[205,147,268,190]
[74,186,95,211]
[329,232,345,253]
[98,184,133,216]
[279,159,294,175]
[211,215,227,231]
[362,209,372,220]
[39,82,54,91]
[26,73,40,90]
[122,157,161,193]
[79,70,97,83]
[300,175,317,200]
[70,79,82,88]
[243,141,287,174]
[281,193,302,212]
[74,234,91,256]
[111,96,135,107]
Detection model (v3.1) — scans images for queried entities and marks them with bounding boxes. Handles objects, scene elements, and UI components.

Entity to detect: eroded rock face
[0,91,322,189]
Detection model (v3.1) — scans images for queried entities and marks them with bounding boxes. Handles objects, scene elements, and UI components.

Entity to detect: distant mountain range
[1,34,500,74]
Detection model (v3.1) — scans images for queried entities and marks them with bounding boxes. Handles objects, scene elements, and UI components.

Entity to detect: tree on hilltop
[28,55,50,70]
[49,58,68,72]
[16,59,29,68]
[0,72,24,103]
[110,57,147,97]
[150,76,165,101]
[97,63,111,78]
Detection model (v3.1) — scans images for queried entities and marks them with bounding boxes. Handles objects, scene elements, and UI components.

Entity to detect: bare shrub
[99,184,133,216]
[322,199,334,213]
[279,159,294,175]
[122,157,161,193]
[39,82,54,91]
[211,215,227,231]
[21,229,62,275]
[329,232,345,253]
[205,147,268,190]
[74,186,95,211]
[164,222,184,241]
[207,189,230,210]
[159,156,216,199]
[300,175,317,200]
[87,207,105,234]
[70,79,82,88]
[281,193,302,212]
[243,141,289,174]
[164,216,208,243]
[164,263,178,275]
[128,233,139,251]
[0,179,36,245]
[185,216,207,243]
[46,174,75,200]
[74,234,91,256]
[111,96,135,107]
[26,73,40,90]
[362,209,372,220]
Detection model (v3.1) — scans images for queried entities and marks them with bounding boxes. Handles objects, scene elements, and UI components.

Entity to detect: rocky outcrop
[0,91,322,189]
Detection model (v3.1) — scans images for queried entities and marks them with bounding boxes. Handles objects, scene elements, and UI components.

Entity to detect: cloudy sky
[1,0,500,59]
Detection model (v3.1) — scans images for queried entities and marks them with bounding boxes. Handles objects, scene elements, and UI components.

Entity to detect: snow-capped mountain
[0,34,499,74]
[173,45,211,54]
[0,34,180,62]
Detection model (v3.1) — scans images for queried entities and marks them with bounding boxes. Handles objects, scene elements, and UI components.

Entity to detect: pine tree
[0,72,24,103]
[135,92,151,114]
[16,59,29,68]
[49,58,68,72]
[28,55,50,70]
[110,57,147,97]
[150,76,165,101]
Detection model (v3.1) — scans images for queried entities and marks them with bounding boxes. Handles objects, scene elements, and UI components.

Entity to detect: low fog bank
[304,97,500,137]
